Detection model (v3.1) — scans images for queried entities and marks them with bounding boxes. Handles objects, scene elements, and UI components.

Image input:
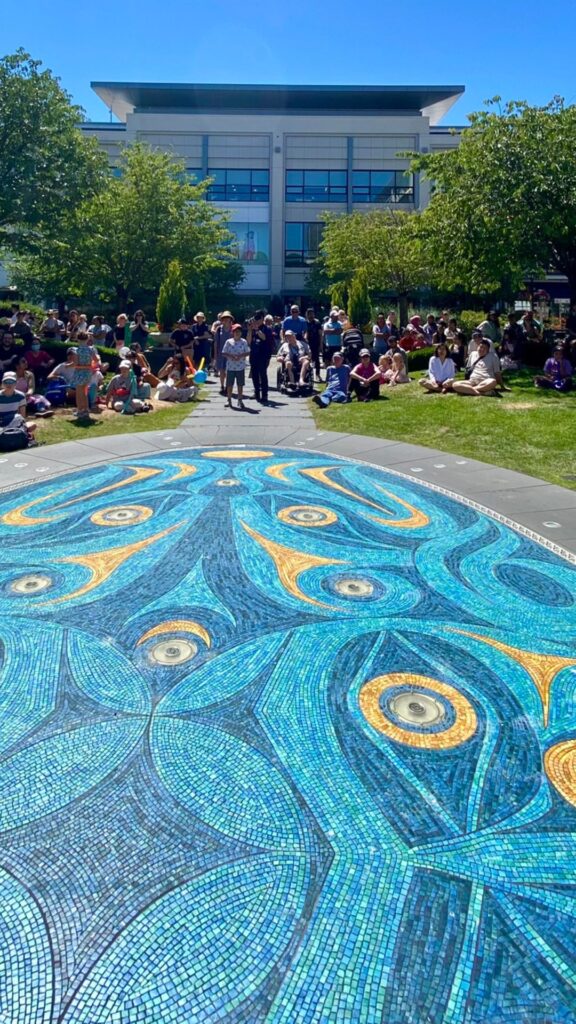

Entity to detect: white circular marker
[14,463,28,468]
[410,468,423,473]
[542,521,562,529]
[433,464,446,469]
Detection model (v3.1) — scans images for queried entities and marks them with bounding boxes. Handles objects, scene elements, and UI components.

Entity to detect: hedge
[6,338,122,372]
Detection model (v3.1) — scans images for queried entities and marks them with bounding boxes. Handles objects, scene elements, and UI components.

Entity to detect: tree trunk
[115,284,128,312]
[398,294,409,328]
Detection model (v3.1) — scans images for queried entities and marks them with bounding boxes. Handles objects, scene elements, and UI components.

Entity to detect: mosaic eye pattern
[1,446,576,1024]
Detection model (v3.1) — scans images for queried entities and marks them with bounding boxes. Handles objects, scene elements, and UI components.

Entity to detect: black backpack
[0,415,29,451]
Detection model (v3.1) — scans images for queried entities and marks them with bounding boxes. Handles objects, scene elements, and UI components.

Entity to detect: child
[378,353,394,383]
[222,324,250,409]
[386,352,410,387]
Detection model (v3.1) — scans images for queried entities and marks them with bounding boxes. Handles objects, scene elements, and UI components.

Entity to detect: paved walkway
[2,371,575,555]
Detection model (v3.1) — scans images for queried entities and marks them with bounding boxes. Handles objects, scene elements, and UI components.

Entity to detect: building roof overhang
[91,82,464,126]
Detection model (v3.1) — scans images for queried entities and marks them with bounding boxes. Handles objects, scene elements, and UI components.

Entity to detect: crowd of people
[0,301,573,448]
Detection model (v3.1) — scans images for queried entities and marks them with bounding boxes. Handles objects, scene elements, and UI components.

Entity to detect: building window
[352,170,414,204]
[207,169,269,202]
[285,223,324,267]
[286,170,347,203]
[185,169,201,184]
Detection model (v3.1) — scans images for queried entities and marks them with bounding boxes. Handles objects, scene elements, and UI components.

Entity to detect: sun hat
[194,311,205,319]
[220,311,234,319]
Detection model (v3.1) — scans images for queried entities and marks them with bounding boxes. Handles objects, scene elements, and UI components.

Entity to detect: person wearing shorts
[222,324,250,409]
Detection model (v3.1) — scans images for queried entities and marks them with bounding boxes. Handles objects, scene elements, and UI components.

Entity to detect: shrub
[330,282,349,311]
[457,309,486,338]
[4,338,121,372]
[348,272,372,331]
[406,346,434,372]
[156,260,186,331]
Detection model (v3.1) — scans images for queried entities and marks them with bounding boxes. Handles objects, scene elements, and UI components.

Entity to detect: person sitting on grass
[349,349,381,401]
[452,339,504,396]
[419,342,456,393]
[106,360,150,414]
[534,345,573,392]
[22,337,54,386]
[277,330,311,389]
[313,351,350,407]
[155,355,197,402]
[11,355,53,415]
[385,352,410,387]
[222,323,250,409]
[0,371,37,443]
[378,353,394,383]
[47,347,77,404]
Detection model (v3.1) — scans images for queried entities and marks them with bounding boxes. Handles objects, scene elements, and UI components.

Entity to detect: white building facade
[82,83,464,301]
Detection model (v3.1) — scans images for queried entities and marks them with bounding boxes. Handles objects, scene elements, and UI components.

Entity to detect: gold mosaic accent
[359,673,478,749]
[451,630,576,727]
[43,522,185,604]
[1,491,65,527]
[240,520,346,608]
[137,620,211,648]
[265,462,296,482]
[90,505,154,527]
[544,740,576,807]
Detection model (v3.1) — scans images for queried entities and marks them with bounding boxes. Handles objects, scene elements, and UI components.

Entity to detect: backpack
[44,378,69,407]
[0,415,29,451]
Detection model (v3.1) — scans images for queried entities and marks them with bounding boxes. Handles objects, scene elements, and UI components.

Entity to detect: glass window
[351,170,414,204]
[207,169,269,201]
[285,171,347,203]
[285,222,324,266]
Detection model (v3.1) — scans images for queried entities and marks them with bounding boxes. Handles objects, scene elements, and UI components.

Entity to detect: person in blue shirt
[282,304,308,340]
[313,352,350,406]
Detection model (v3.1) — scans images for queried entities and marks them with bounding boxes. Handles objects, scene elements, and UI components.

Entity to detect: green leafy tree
[156,260,186,330]
[11,142,234,308]
[0,49,104,252]
[319,209,430,325]
[413,97,576,301]
[347,271,372,329]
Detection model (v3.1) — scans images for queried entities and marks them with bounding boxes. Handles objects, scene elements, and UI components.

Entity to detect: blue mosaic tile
[0,446,575,1022]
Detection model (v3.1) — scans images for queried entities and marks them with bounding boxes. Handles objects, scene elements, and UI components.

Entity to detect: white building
[81,83,464,301]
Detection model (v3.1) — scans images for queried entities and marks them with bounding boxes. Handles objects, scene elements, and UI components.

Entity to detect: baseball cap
[360,348,371,357]
[119,346,131,357]
[177,317,188,324]
[2,371,17,383]
[284,329,295,337]
[231,323,243,331]
[119,360,132,369]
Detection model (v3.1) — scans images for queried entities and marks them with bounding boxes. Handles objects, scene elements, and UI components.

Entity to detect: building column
[269,125,284,296]
[347,137,354,213]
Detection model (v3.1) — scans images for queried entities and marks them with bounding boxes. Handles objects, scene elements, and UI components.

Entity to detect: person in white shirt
[419,343,456,392]
[453,340,504,395]
[277,331,311,388]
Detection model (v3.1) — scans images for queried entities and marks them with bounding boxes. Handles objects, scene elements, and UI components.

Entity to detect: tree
[11,142,235,308]
[0,50,104,252]
[412,98,576,301]
[318,209,431,325]
[156,260,186,330]
[347,271,371,329]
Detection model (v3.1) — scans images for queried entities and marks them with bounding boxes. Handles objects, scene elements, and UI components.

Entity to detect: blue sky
[4,0,576,124]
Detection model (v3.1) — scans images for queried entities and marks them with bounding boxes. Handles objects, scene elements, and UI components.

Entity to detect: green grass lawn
[33,394,204,446]
[310,369,576,490]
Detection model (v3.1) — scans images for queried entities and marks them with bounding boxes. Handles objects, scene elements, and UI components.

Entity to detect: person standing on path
[213,312,234,394]
[222,324,250,409]
[247,311,274,404]
[304,308,322,380]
